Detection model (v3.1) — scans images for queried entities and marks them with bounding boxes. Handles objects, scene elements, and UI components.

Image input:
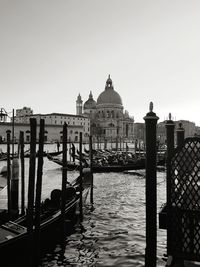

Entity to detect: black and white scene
[0,1,200,266]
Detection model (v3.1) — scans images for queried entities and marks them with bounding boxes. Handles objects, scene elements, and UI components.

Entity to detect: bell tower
[76,93,83,115]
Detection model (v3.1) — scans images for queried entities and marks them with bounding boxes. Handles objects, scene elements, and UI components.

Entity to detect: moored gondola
[0,172,92,266]
[47,153,146,172]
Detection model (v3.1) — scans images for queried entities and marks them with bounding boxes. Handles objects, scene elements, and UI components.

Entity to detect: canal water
[0,144,167,266]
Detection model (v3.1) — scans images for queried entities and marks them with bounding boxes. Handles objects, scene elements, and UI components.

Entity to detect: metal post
[176,122,185,148]
[144,102,159,267]
[165,114,175,257]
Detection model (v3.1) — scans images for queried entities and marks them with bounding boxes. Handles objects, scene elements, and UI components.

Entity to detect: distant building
[157,119,197,145]
[0,122,84,143]
[134,123,145,141]
[133,119,198,147]
[76,75,134,141]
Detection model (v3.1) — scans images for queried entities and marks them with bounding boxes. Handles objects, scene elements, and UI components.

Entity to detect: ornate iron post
[144,102,159,267]
[176,122,185,148]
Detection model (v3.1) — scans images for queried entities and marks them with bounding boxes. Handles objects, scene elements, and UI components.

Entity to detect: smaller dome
[83,91,96,109]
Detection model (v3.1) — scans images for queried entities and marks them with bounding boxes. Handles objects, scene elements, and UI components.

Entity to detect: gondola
[0,172,92,266]
[47,154,146,172]
[0,150,63,161]
[24,150,63,158]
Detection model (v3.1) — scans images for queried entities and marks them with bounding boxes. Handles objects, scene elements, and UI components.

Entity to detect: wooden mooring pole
[34,119,45,267]
[20,131,25,216]
[79,132,83,222]
[61,122,67,238]
[6,130,11,219]
[27,118,37,267]
[89,135,94,206]
[10,154,19,218]
[144,102,159,267]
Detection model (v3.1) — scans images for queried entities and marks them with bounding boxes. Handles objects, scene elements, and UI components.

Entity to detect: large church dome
[97,75,123,106]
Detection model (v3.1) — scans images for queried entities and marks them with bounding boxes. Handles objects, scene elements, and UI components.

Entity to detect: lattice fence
[169,137,200,261]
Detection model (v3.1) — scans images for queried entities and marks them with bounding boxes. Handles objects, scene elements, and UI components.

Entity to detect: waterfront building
[76,75,134,142]
[0,121,85,144]
[1,109,90,143]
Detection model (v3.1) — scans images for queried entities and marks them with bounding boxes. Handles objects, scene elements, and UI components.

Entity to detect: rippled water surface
[0,144,167,266]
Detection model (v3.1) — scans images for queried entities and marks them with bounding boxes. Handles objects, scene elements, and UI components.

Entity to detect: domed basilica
[76,75,134,141]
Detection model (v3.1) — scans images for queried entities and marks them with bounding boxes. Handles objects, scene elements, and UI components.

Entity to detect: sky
[0,0,200,125]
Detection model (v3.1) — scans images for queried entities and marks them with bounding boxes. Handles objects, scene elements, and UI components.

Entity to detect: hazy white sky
[0,0,200,125]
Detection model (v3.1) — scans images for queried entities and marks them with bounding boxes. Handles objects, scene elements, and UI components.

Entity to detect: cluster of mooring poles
[144,102,200,267]
[94,136,129,152]
[144,104,176,267]
[4,118,94,267]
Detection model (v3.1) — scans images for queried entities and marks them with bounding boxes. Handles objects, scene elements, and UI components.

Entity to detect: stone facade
[1,110,90,143]
[0,122,84,143]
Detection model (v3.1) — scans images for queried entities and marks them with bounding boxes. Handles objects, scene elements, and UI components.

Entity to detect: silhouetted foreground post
[34,119,45,267]
[144,102,159,267]
[27,118,37,267]
[165,113,175,257]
